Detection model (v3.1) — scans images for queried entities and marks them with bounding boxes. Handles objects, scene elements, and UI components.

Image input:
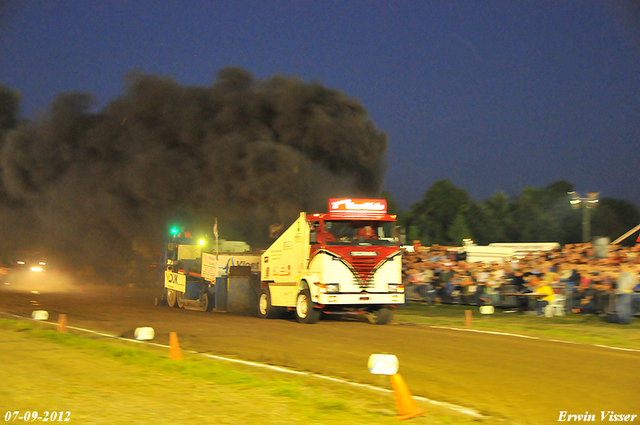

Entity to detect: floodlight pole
[582,205,590,244]
[568,191,599,243]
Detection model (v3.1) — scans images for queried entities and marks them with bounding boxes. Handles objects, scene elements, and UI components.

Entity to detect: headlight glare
[388,284,404,293]
[326,284,339,293]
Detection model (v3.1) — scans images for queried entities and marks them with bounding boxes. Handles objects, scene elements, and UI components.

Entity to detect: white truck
[258,198,404,324]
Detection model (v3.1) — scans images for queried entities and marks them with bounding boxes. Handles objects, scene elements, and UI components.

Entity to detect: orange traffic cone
[390,373,427,420]
[57,314,67,333]
[169,332,183,360]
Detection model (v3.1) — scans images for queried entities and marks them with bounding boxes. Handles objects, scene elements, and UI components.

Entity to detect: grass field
[0,319,489,425]
[396,302,640,350]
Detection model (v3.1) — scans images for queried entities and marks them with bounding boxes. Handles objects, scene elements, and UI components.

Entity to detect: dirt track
[1,278,638,425]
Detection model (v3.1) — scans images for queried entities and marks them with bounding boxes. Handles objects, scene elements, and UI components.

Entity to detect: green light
[170,226,180,236]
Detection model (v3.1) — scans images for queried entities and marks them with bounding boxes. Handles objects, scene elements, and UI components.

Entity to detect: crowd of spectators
[402,242,640,322]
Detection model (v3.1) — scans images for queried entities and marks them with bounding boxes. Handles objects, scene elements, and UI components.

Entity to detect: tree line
[384,179,640,247]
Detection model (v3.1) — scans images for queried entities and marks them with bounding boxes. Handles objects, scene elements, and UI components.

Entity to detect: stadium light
[568,191,599,243]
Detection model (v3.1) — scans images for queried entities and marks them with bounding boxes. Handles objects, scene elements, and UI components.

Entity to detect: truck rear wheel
[372,307,393,325]
[295,289,320,324]
[166,289,178,308]
[202,292,213,312]
[258,288,281,319]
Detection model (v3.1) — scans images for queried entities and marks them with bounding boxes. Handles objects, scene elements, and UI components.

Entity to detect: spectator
[399,242,637,324]
[612,264,638,323]
[541,265,559,288]
[436,263,455,304]
[593,272,613,314]
[534,277,555,316]
[632,280,640,315]
[511,269,534,313]
[459,273,477,305]
[574,279,598,314]
[420,266,435,303]
[482,263,503,305]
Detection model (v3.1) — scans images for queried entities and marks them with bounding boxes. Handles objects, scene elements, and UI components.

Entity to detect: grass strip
[0,319,491,425]
[396,303,640,349]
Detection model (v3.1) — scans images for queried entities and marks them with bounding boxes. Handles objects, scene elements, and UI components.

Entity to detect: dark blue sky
[2,1,640,209]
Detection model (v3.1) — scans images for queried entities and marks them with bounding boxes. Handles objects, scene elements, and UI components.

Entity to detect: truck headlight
[326,284,339,293]
[319,284,340,294]
[388,284,404,293]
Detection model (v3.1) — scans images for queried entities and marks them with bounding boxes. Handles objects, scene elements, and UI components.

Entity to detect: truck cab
[260,198,404,324]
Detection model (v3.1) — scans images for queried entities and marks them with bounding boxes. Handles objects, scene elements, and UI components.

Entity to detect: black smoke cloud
[0,68,388,277]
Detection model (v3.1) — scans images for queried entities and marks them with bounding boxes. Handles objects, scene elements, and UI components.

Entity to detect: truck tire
[372,307,393,325]
[166,289,178,308]
[202,292,213,312]
[295,289,320,324]
[258,288,281,319]
[177,291,185,308]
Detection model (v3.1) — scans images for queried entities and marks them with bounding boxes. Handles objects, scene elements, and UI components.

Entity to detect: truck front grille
[350,257,378,287]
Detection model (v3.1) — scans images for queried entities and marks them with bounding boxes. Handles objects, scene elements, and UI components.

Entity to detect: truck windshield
[324,221,398,246]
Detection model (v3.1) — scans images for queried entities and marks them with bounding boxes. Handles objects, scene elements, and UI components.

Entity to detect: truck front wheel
[258,288,281,319]
[295,289,320,324]
[372,307,393,325]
